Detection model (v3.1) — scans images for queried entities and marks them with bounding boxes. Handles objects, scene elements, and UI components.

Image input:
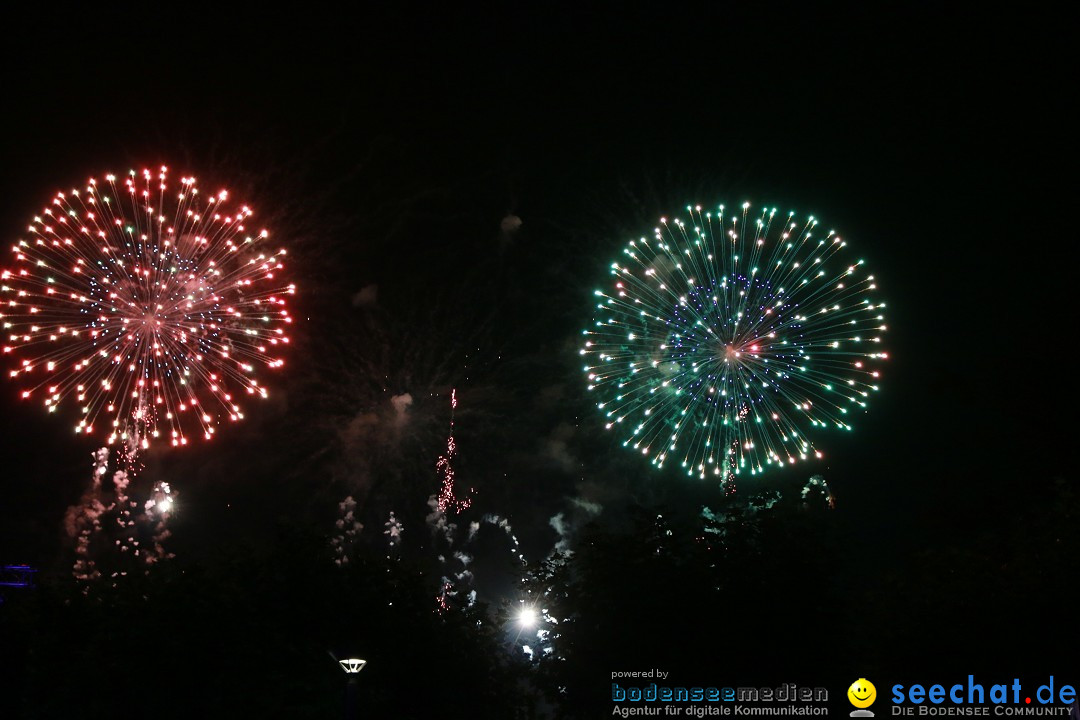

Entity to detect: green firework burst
[581,203,887,483]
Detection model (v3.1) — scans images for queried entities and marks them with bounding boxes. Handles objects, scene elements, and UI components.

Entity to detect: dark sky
[0,7,1073,589]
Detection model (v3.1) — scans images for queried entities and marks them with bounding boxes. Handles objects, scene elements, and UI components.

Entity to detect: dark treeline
[3,474,1074,718]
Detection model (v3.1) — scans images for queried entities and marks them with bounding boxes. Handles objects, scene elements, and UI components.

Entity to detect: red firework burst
[1,166,293,449]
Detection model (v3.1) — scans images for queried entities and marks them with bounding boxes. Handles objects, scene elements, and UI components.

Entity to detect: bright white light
[338,658,367,674]
[518,607,538,628]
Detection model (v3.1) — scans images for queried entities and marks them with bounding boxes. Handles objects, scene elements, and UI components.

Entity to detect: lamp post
[338,658,366,720]
[507,603,540,656]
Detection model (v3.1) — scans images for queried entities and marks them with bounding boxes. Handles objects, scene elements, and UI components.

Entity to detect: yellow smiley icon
[848,679,877,709]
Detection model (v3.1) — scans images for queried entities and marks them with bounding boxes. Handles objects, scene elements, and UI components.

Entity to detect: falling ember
[0,166,294,448]
[582,203,887,484]
[436,388,473,513]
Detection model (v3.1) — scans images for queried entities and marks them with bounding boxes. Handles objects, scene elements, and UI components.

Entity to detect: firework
[436,389,472,513]
[582,203,886,484]
[801,474,835,509]
[1,166,293,449]
[427,498,526,613]
[331,496,364,567]
[65,448,111,583]
[384,510,404,557]
[63,446,176,583]
[141,480,176,565]
[469,514,526,565]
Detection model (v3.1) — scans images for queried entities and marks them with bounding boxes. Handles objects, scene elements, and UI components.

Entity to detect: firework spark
[582,203,886,485]
[436,389,472,513]
[1,166,293,449]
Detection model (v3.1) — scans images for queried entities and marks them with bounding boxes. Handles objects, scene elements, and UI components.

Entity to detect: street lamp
[338,657,367,719]
[338,658,367,674]
[517,607,538,628]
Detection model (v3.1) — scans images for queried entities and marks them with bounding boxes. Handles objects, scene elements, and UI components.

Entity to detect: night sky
[1,6,1075,718]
